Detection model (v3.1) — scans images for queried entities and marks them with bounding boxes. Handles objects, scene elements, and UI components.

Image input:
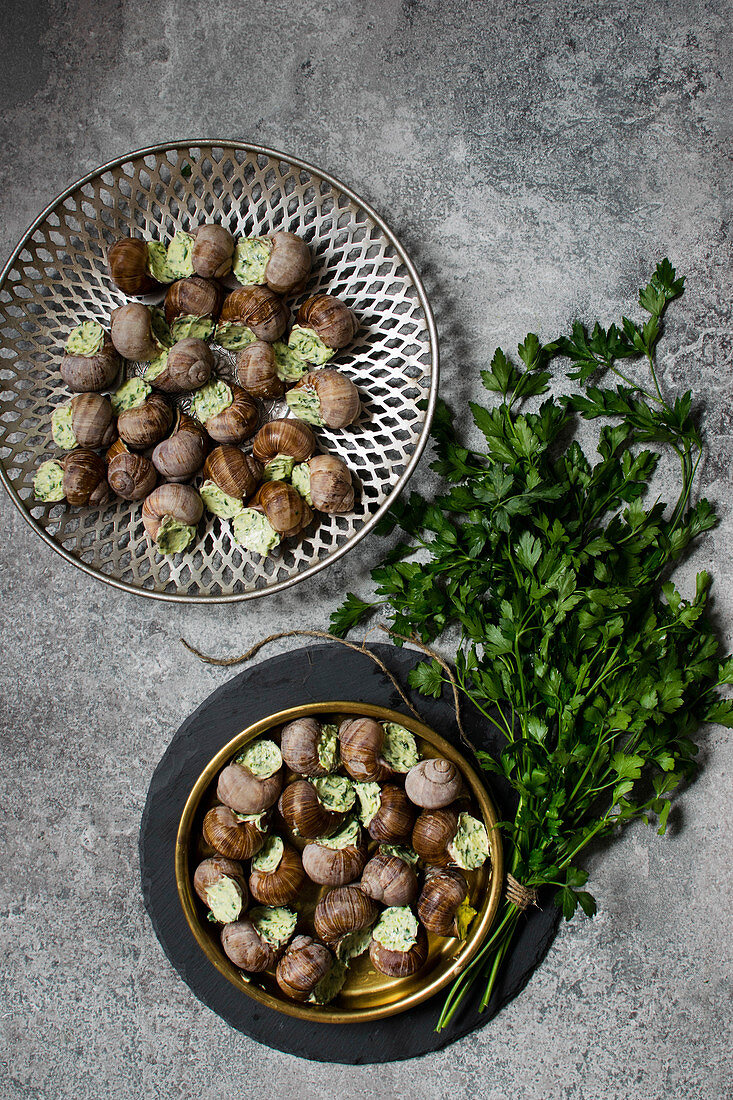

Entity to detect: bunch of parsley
[330,261,733,1029]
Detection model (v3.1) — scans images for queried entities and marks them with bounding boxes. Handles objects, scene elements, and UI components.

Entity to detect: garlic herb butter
[447,812,489,871]
[204,876,243,924]
[372,907,419,953]
[233,237,272,285]
[288,325,335,366]
[251,835,284,873]
[33,460,65,502]
[251,906,296,948]
[310,774,355,813]
[66,320,105,356]
[232,509,281,555]
[51,405,77,450]
[237,738,282,778]
[381,723,420,772]
[200,479,244,519]
[353,781,382,827]
[111,377,152,415]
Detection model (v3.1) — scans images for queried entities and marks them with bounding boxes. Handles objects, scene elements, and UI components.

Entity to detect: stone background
[0,1,731,1097]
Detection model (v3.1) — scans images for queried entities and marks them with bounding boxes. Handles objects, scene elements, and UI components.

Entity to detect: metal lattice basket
[0,141,438,601]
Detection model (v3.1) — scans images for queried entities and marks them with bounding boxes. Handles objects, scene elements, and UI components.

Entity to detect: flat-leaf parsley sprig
[330,261,733,1030]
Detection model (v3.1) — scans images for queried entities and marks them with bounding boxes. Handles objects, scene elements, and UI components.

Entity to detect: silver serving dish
[0,141,438,601]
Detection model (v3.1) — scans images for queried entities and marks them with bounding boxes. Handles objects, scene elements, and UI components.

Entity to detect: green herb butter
[33,460,65,502]
[308,960,347,1005]
[156,515,196,555]
[381,723,420,772]
[170,314,215,342]
[335,927,374,963]
[273,340,307,382]
[66,320,105,357]
[316,818,360,850]
[214,321,257,350]
[379,844,420,866]
[310,774,355,813]
[250,905,296,948]
[353,781,382,827]
[143,351,169,382]
[251,835,284,873]
[231,811,267,831]
[263,455,296,483]
[146,231,195,282]
[285,386,323,426]
[233,237,272,285]
[372,907,419,953]
[200,479,244,519]
[51,405,77,450]
[191,380,232,424]
[447,812,489,871]
[291,462,312,504]
[288,325,335,365]
[317,723,339,772]
[232,509,281,555]
[150,307,173,351]
[111,377,152,414]
[204,875,243,924]
[237,738,282,778]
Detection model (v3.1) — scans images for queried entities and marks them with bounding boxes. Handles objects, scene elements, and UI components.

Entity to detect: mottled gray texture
[0,1,731,1097]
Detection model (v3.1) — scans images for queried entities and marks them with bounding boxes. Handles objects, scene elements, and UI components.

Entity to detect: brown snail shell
[313,885,378,948]
[204,446,262,500]
[367,785,415,844]
[369,923,428,977]
[417,869,468,937]
[110,303,160,361]
[405,758,464,809]
[69,393,116,449]
[360,854,419,907]
[106,439,157,501]
[164,276,223,325]
[235,341,285,399]
[252,418,316,464]
[220,285,288,342]
[193,856,248,911]
[264,232,311,296]
[275,935,333,1002]
[217,761,283,815]
[296,294,358,349]
[411,808,459,867]
[151,412,207,482]
[249,844,305,906]
[150,338,214,393]
[202,805,266,861]
[62,449,112,507]
[117,393,173,450]
[307,455,355,513]
[277,779,342,839]
[280,717,331,778]
[108,237,157,296]
[292,369,360,429]
[141,482,203,540]
[192,224,235,279]
[250,481,312,538]
[203,385,259,445]
[60,334,120,393]
[221,920,278,972]
[302,837,367,888]
[338,717,393,783]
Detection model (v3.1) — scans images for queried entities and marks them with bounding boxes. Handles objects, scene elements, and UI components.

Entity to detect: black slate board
[139,642,559,1063]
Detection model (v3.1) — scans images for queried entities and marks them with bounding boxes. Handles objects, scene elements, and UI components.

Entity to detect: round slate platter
[139,641,559,1063]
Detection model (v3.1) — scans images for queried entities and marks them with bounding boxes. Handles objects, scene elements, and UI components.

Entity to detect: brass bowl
[175,701,503,1023]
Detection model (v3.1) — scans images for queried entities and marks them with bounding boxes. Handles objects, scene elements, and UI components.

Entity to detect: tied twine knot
[505,873,539,911]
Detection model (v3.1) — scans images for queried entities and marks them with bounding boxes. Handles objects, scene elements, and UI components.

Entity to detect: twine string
[505,872,539,911]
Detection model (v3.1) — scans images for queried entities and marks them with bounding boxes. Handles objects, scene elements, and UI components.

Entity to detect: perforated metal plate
[0,141,438,601]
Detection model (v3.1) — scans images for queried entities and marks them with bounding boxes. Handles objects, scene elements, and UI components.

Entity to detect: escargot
[277,779,342,840]
[217,739,284,815]
[191,223,236,279]
[404,758,464,809]
[117,393,173,451]
[107,237,158,296]
[417,868,469,937]
[411,808,490,871]
[191,381,259,445]
[291,454,355,514]
[288,294,358,365]
[233,232,311,297]
[249,481,312,538]
[360,853,419,908]
[248,836,305,906]
[369,908,428,978]
[144,337,214,393]
[365,785,415,844]
[106,440,157,501]
[252,418,316,465]
[313,885,378,948]
[193,856,248,924]
[275,935,334,1003]
[51,393,116,452]
[302,820,367,887]
[279,717,339,777]
[220,285,289,343]
[220,920,278,973]
[141,482,203,555]
[202,805,267,861]
[60,323,120,393]
[285,369,360,429]
[151,412,208,483]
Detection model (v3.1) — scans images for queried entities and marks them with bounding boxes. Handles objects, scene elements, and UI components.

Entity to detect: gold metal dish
[175,701,503,1023]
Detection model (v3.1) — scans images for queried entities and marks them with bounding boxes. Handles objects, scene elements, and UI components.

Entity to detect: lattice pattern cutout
[0,145,436,600]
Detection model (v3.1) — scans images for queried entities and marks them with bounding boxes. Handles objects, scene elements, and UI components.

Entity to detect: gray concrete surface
[1,1,731,1097]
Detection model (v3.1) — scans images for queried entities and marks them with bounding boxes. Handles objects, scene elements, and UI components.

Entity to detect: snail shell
[252,418,316,464]
[141,482,203,540]
[249,844,305,906]
[217,761,283,815]
[369,923,428,978]
[192,224,235,279]
[292,369,360,429]
[296,295,358,349]
[62,449,112,507]
[280,717,331,777]
[338,717,393,783]
[277,779,342,839]
[411,808,459,867]
[367,785,415,844]
[360,854,419,907]
[221,920,277,972]
[250,481,312,538]
[108,237,157,296]
[151,412,207,482]
[151,338,214,393]
[301,836,367,887]
[110,303,160,361]
[404,758,464,809]
[417,869,468,937]
[275,935,333,1002]
[117,393,173,451]
[69,393,116,449]
[193,856,248,910]
[203,805,266,861]
[106,440,157,501]
[164,276,223,325]
[307,455,355,513]
[204,385,259,445]
[220,285,288,342]
[204,445,262,500]
[313,885,378,948]
[60,334,120,393]
[264,232,311,296]
[235,341,284,399]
